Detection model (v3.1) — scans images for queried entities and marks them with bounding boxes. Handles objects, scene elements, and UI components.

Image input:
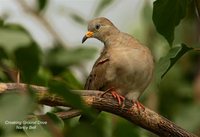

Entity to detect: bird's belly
[106,67,149,100]
[105,48,153,99]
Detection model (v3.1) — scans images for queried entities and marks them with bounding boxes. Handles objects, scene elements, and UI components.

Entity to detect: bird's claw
[127,100,145,114]
[111,91,125,106]
[132,100,145,112]
[101,88,125,106]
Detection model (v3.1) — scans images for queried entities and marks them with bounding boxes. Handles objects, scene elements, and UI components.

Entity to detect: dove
[82,17,154,108]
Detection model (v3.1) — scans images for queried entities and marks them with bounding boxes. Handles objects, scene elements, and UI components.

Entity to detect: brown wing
[84,51,109,90]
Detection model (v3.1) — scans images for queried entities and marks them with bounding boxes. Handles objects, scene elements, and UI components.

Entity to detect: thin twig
[16,0,67,47]
[195,0,200,21]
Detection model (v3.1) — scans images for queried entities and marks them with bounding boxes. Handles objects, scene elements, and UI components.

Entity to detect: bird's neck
[103,31,120,47]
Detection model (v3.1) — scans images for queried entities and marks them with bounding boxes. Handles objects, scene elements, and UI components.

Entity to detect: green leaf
[45,46,97,74]
[48,80,95,120]
[61,70,83,89]
[175,104,200,132]
[0,25,32,53]
[92,112,112,137]
[153,0,189,45]
[0,92,35,134]
[37,0,48,12]
[0,46,8,60]
[23,117,51,137]
[46,112,64,129]
[48,80,85,109]
[113,119,141,137]
[94,0,115,16]
[70,13,87,25]
[32,68,52,86]
[0,18,4,27]
[66,123,102,137]
[14,43,41,83]
[156,44,193,83]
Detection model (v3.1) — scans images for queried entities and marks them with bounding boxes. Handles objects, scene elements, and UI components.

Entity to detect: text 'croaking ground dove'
[82,17,154,106]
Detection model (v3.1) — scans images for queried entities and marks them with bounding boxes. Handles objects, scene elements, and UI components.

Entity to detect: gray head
[82,17,119,43]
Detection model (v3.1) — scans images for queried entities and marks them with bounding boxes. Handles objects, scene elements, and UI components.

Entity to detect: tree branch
[0,83,198,137]
[195,0,200,21]
[27,109,81,120]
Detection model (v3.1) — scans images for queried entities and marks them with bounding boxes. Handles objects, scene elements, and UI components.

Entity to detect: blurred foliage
[48,79,84,110]
[45,46,97,72]
[112,119,142,137]
[14,43,41,83]
[94,0,116,16]
[0,91,36,136]
[0,26,31,53]
[0,47,8,60]
[69,13,87,25]
[0,0,200,137]
[22,117,52,137]
[37,0,48,12]
[0,19,4,27]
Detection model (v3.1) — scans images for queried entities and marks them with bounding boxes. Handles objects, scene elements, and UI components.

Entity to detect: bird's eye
[95,24,101,30]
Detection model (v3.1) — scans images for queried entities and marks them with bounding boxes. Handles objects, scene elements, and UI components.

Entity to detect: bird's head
[82,17,119,43]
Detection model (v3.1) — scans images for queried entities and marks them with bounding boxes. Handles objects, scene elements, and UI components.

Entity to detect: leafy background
[0,0,200,137]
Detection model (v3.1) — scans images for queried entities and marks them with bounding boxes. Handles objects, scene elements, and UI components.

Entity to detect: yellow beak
[82,31,94,43]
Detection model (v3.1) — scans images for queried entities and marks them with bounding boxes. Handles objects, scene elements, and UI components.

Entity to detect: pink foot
[132,100,145,111]
[111,91,125,106]
[127,100,145,114]
[101,88,125,106]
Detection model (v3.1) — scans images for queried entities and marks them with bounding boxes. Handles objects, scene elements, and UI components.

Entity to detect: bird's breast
[105,46,154,97]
